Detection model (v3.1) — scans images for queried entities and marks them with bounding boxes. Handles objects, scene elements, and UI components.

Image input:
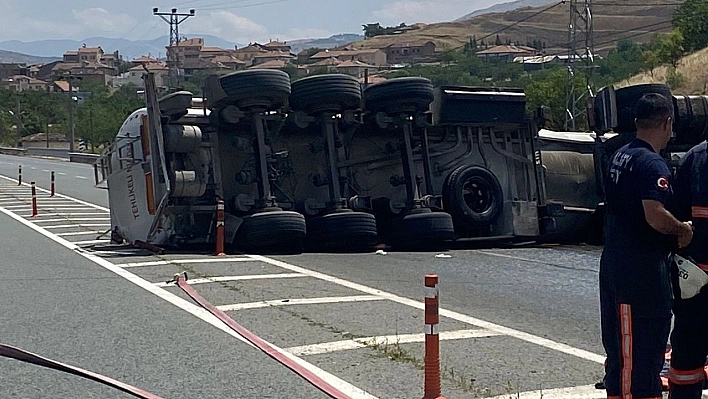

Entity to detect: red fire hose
[0,344,165,399]
[172,272,353,399]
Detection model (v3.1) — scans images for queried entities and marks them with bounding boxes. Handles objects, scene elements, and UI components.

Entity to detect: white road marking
[34,218,110,223]
[75,176,88,180]
[217,295,384,312]
[43,169,51,172]
[286,329,503,357]
[117,258,257,268]
[55,231,107,237]
[249,255,606,365]
[153,273,306,287]
[5,205,96,210]
[58,173,66,176]
[0,187,379,399]
[486,384,605,399]
[0,175,109,212]
[44,224,111,229]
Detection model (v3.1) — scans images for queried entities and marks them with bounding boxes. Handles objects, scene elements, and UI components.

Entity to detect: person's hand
[678,221,694,249]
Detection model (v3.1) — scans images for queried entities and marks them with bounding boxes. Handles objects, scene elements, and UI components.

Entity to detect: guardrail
[68,152,100,165]
[0,147,28,156]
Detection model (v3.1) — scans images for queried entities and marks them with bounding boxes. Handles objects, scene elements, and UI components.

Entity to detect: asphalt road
[0,154,613,399]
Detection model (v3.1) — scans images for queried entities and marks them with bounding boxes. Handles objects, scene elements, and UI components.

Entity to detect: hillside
[456,0,557,21]
[287,34,364,54]
[351,0,683,55]
[618,46,708,95]
[0,50,58,64]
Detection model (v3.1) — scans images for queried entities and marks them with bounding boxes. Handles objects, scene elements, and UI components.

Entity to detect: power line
[199,0,289,10]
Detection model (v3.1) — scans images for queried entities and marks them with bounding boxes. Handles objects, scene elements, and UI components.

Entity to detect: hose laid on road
[173,272,354,399]
[0,343,165,399]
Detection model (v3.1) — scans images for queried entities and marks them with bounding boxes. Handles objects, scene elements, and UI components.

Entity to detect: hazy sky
[0,0,504,43]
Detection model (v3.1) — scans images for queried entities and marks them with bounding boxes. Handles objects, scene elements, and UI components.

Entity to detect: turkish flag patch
[657,176,670,191]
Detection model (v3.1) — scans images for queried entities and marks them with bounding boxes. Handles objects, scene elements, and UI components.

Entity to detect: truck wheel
[364,77,434,114]
[290,74,362,113]
[234,211,306,254]
[443,165,503,225]
[388,210,455,250]
[614,84,672,133]
[219,70,291,110]
[306,211,378,252]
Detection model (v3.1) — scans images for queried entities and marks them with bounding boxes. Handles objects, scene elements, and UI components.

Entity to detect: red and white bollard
[215,199,226,256]
[422,274,447,399]
[18,165,22,185]
[50,171,55,197]
[30,181,38,217]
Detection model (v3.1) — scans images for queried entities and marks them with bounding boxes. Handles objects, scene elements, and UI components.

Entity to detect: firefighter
[668,138,708,399]
[600,93,694,399]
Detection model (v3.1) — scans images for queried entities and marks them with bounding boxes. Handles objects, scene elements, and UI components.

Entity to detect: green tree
[525,67,586,130]
[656,29,685,68]
[673,0,708,52]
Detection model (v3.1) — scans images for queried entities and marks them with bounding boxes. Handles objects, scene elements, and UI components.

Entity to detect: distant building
[0,63,27,80]
[310,48,387,66]
[249,60,289,70]
[262,40,291,53]
[476,44,537,62]
[513,55,561,71]
[20,132,75,150]
[112,62,169,90]
[335,60,378,79]
[0,75,48,92]
[252,51,295,66]
[233,43,270,65]
[166,37,204,71]
[383,41,436,64]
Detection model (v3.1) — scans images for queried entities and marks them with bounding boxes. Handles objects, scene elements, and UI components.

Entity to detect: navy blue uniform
[601,138,674,399]
[668,141,708,399]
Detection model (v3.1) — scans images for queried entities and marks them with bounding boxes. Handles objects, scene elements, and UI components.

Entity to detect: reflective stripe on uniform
[693,206,708,219]
[620,304,633,399]
[669,366,706,385]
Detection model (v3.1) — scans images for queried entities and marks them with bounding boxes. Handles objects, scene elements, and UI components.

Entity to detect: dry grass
[351,0,682,55]
[617,46,708,95]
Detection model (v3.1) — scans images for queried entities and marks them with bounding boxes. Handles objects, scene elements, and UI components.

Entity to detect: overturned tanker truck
[96,72,701,253]
[95,70,563,253]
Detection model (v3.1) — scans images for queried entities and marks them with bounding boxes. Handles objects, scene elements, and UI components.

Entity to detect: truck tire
[364,77,434,114]
[673,95,708,144]
[290,74,362,113]
[306,211,378,252]
[234,210,306,254]
[218,70,291,110]
[443,165,503,225]
[614,84,672,133]
[387,210,455,250]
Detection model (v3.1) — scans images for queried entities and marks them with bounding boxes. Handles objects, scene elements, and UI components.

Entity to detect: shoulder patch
[657,176,670,191]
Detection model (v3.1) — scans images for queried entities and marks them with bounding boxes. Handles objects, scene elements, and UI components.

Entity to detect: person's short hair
[634,93,673,130]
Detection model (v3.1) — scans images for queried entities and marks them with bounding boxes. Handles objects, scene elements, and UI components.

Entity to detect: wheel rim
[462,177,493,214]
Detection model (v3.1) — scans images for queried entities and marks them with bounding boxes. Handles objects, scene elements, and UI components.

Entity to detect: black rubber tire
[306,211,378,252]
[614,84,672,133]
[387,211,455,250]
[364,77,434,114]
[443,165,504,226]
[218,70,291,109]
[672,95,708,144]
[233,211,306,254]
[290,74,362,113]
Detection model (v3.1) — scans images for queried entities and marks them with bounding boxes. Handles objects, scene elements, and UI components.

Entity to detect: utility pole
[565,0,595,131]
[65,75,82,153]
[15,96,21,148]
[153,7,196,88]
